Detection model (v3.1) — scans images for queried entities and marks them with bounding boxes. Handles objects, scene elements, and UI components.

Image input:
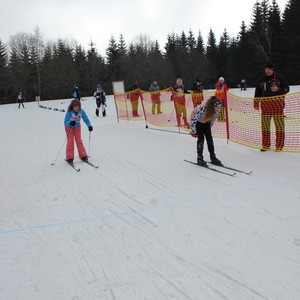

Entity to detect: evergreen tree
[106,35,119,81]
[87,40,106,92]
[281,0,300,82]
[0,39,9,102]
[216,29,230,80]
[205,29,218,87]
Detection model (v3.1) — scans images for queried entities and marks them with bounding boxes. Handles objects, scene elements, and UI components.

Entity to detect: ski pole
[51,127,72,165]
[168,106,175,122]
[88,131,91,157]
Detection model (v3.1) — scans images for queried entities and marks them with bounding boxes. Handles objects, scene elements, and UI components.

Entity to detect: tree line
[0,0,299,104]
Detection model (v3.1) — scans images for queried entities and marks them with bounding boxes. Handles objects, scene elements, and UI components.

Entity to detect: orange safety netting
[113,89,300,153]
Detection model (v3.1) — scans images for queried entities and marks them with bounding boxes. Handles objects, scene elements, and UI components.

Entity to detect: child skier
[93,84,106,117]
[17,92,25,109]
[190,96,222,167]
[64,99,93,163]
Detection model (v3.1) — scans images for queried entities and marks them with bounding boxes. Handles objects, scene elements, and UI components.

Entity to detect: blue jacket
[64,109,91,128]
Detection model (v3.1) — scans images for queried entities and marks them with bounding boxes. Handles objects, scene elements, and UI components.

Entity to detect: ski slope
[0,88,300,300]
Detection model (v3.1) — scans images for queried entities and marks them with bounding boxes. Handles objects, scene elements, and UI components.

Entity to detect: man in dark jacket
[191,78,204,108]
[254,62,289,151]
[127,80,143,117]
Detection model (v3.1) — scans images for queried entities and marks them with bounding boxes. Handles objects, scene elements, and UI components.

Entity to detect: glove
[69,120,76,126]
[191,134,198,138]
[88,126,93,132]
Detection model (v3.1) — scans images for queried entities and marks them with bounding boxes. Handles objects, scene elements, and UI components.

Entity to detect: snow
[1,88,300,300]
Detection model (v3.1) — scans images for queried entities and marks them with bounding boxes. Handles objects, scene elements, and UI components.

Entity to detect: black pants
[18,102,25,108]
[196,121,215,159]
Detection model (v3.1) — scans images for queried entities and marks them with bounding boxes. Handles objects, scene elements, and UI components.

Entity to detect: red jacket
[215,82,229,101]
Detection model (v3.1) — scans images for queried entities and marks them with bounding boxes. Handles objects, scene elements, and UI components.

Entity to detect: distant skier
[64,99,93,163]
[240,78,247,91]
[17,92,25,109]
[190,96,222,167]
[93,84,106,117]
[72,84,81,100]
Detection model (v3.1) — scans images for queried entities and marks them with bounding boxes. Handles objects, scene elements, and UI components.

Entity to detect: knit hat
[265,62,275,69]
[70,99,81,107]
[212,97,222,107]
[218,77,225,82]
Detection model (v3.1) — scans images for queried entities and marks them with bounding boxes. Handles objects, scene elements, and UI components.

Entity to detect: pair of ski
[184,159,252,177]
[65,159,99,172]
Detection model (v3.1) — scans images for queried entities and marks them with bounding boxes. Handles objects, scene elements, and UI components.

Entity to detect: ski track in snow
[1,88,300,300]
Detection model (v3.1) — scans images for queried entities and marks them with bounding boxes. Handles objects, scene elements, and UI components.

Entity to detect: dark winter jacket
[127,84,143,101]
[94,88,106,105]
[254,72,289,112]
[192,82,203,93]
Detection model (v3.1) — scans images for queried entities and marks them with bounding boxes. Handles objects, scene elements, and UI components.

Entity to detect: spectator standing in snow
[171,78,189,127]
[214,77,229,121]
[17,91,25,109]
[191,78,204,108]
[149,80,162,114]
[190,96,223,167]
[64,99,93,163]
[254,62,289,152]
[72,84,81,100]
[127,80,143,117]
[93,84,106,117]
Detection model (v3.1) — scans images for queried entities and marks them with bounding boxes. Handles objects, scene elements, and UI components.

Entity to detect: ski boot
[197,157,207,167]
[210,156,222,166]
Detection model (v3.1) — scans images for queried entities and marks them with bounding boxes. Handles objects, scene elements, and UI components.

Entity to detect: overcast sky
[0,0,288,56]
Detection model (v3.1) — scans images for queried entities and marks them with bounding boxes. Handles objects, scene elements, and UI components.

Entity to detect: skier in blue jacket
[64,99,93,163]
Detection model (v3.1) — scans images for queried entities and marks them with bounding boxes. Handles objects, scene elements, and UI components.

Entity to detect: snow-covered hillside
[0,88,300,300]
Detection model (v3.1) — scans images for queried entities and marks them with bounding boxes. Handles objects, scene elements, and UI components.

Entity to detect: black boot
[210,155,222,166]
[96,108,99,116]
[197,142,207,166]
[197,157,208,167]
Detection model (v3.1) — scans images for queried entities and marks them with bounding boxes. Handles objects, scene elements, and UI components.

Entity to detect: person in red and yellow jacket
[149,80,162,114]
[191,78,204,108]
[254,62,289,151]
[127,80,143,117]
[171,78,189,127]
[214,77,229,121]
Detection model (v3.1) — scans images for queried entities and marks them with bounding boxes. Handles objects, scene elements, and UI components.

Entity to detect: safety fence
[113,88,300,153]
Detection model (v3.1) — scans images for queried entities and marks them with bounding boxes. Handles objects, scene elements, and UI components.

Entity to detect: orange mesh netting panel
[113,88,300,152]
[114,88,227,136]
[227,91,300,152]
[114,90,145,120]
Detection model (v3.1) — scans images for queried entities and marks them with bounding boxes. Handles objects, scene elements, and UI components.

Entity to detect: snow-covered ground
[1,88,300,300]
